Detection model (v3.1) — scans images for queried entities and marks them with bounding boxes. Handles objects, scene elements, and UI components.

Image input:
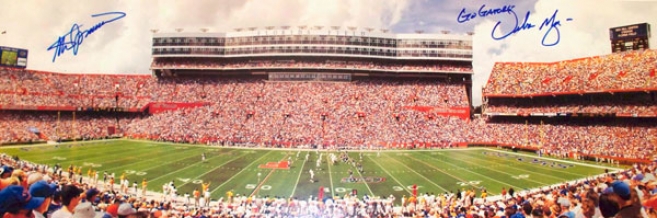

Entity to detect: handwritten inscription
[457,4,516,23]
[458,5,572,46]
[47,12,126,62]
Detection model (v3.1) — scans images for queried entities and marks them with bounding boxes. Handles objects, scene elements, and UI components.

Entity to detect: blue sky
[0,0,656,105]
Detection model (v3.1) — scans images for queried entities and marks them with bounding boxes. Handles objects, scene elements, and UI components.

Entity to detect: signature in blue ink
[490,9,572,46]
[457,4,515,23]
[47,12,126,62]
[457,4,573,46]
[538,10,573,46]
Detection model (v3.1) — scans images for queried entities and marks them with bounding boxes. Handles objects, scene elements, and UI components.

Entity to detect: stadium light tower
[415,30,424,34]
[234,28,243,32]
[381,29,389,33]
[200,28,209,33]
[365,28,374,32]
[441,30,450,34]
[467,32,474,35]
[150,29,159,34]
[175,28,184,32]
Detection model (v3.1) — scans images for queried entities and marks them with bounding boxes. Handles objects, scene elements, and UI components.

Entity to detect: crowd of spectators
[125,78,470,146]
[478,118,657,160]
[125,104,657,160]
[123,78,656,160]
[0,68,152,109]
[484,49,657,96]
[4,149,657,217]
[0,111,138,144]
[486,98,657,116]
[3,72,657,161]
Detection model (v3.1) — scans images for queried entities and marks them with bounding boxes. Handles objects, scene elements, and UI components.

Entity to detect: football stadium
[1,7,657,218]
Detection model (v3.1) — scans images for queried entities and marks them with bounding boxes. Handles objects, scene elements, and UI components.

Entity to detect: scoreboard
[0,46,28,69]
[609,23,651,53]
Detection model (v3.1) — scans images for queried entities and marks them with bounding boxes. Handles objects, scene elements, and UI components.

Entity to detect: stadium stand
[485,92,657,117]
[124,77,471,146]
[482,50,657,162]
[0,111,140,144]
[2,27,657,216]
[0,68,152,111]
[1,52,657,163]
[484,49,657,96]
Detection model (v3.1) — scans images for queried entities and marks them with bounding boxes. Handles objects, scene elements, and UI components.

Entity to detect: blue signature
[457,5,572,46]
[47,12,126,62]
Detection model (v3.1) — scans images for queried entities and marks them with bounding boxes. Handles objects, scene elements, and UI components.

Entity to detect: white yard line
[177,153,248,188]
[101,148,205,173]
[353,162,374,196]
[326,153,335,197]
[418,154,545,188]
[148,150,237,183]
[289,152,308,197]
[385,155,449,193]
[449,150,584,180]
[483,148,623,170]
[366,156,412,195]
[210,151,273,195]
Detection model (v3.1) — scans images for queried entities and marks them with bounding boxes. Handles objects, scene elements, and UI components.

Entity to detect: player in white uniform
[123,179,130,193]
[162,184,170,201]
[309,169,315,183]
[170,186,178,203]
[183,192,190,205]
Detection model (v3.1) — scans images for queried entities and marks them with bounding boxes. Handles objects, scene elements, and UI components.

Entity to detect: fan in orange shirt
[193,188,201,207]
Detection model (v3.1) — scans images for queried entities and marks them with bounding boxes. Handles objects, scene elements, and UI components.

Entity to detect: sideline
[482,148,623,171]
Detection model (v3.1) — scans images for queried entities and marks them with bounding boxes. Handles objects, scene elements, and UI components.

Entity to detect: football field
[0,139,618,201]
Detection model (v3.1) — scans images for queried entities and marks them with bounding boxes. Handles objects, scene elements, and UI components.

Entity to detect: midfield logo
[341,176,386,184]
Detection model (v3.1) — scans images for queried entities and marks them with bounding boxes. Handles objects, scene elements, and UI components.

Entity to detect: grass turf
[0,139,617,201]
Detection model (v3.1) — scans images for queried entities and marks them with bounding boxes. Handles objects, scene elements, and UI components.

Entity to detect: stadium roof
[154,29,473,41]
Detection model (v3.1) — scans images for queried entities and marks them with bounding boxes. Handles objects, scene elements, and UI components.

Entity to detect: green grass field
[0,139,617,201]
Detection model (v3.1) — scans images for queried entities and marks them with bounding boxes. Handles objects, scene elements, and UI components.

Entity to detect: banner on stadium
[0,105,74,111]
